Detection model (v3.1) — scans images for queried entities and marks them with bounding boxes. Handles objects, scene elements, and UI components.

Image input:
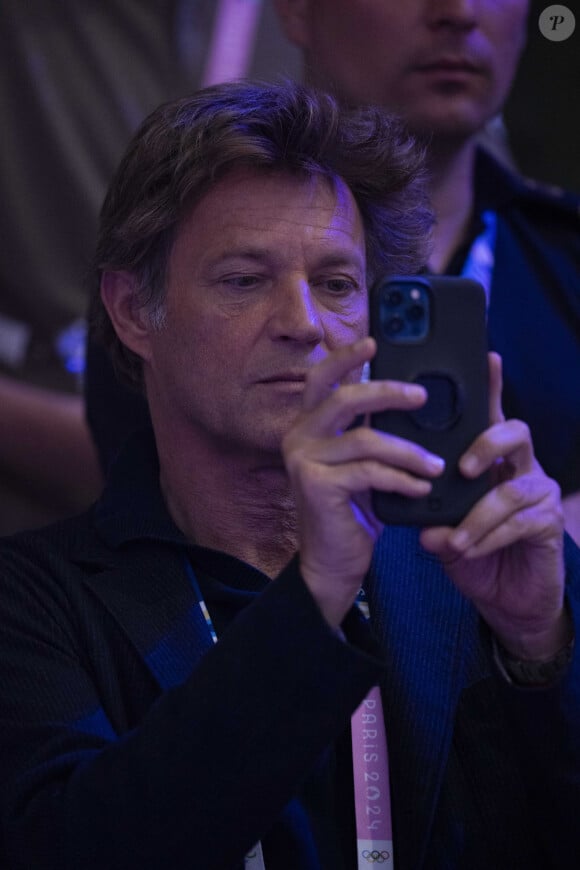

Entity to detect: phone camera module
[385,289,403,307]
[379,280,430,343]
[384,315,405,336]
[406,303,425,322]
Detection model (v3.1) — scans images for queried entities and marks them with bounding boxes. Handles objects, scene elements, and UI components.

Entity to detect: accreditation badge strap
[352,593,394,869]
[184,559,266,870]
[185,561,394,868]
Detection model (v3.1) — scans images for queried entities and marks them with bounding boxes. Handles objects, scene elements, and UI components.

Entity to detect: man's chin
[229,419,299,461]
[393,91,490,139]
[406,108,490,145]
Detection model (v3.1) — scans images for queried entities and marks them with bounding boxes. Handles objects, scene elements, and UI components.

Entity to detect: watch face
[501,640,574,687]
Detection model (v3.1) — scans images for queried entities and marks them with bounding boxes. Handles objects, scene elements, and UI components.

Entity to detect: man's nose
[268,278,325,343]
[426,0,478,31]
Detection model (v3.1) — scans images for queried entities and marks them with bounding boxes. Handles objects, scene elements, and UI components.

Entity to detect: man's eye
[223,275,261,288]
[322,278,357,293]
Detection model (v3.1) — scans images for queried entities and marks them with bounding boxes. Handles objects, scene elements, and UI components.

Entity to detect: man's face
[141,168,368,458]
[277,0,529,140]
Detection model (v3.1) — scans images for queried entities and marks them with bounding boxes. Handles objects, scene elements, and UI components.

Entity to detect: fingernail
[426,454,445,473]
[461,455,478,475]
[450,530,470,551]
[403,384,425,400]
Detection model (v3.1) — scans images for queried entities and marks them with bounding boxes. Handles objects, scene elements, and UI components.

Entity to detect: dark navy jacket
[1,430,580,869]
[462,149,580,496]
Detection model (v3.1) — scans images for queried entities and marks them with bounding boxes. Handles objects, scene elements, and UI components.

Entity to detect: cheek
[355,306,370,338]
[313,6,401,81]
[149,308,209,380]
[325,306,369,347]
[493,39,524,99]
[495,5,528,71]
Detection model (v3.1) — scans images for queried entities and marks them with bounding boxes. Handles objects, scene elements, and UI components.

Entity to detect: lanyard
[185,560,393,868]
[186,560,266,869]
[351,593,393,869]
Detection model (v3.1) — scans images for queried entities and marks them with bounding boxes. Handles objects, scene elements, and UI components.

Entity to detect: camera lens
[407,303,425,322]
[385,315,404,336]
[385,290,403,307]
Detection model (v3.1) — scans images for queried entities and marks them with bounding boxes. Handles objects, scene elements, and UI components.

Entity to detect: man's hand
[420,353,569,661]
[282,337,444,628]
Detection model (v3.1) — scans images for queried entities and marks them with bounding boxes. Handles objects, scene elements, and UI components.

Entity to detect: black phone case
[370,275,490,526]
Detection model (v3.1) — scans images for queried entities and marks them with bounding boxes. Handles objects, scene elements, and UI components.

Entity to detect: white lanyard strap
[352,592,394,869]
[244,841,266,870]
[351,686,394,868]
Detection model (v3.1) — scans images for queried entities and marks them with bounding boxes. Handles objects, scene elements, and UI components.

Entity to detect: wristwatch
[493,635,575,688]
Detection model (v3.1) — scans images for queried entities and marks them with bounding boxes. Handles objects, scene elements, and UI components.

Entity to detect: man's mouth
[259,372,308,384]
[415,55,484,76]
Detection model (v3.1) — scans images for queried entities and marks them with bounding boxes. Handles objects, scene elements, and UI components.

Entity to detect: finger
[295,378,428,438]
[292,425,445,478]
[437,472,560,557]
[459,418,535,480]
[296,457,435,502]
[452,498,561,559]
[303,337,376,412]
[488,351,505,426]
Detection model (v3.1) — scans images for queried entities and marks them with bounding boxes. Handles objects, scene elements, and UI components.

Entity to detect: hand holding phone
[369,275,490,526]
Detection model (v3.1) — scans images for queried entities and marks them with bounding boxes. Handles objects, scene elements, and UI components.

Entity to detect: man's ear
[273,0,311,48]
[100,271,154,364]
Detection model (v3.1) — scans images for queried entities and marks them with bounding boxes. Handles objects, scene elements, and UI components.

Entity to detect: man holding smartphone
[275,0,580,543]
[0,80,579,869]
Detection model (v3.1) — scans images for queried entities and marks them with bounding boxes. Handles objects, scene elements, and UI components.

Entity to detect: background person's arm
[0,374,102,527]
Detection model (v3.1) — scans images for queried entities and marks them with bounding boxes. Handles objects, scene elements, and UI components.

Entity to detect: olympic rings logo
[362,849,391,863]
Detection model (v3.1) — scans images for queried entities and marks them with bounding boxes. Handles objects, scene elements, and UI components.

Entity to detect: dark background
[504,0,580,192]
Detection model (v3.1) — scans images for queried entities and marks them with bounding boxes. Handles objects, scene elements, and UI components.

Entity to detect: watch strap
[493,634,575,688]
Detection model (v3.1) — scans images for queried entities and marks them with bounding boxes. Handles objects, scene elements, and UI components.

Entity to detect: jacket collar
[475,146,580,215]
[93,425,186,549]
[75,428,213,687]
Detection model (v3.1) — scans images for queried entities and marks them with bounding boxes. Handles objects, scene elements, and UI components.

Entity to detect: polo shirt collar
[94,426,186,549]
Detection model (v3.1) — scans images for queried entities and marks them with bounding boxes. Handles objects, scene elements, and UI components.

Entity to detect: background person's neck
[425,137,478,274]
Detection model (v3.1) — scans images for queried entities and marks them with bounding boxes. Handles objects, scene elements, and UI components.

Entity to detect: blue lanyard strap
[185,559,218,644]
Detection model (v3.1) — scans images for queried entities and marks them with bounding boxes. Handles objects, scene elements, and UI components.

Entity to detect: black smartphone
[369,275,491,526]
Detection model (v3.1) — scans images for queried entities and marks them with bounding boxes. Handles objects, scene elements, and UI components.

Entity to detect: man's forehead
[181,166,365,244]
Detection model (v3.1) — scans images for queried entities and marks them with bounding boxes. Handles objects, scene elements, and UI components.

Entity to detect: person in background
[0,0,296,534]
[274,0,580,543]
[1,79,579,870]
